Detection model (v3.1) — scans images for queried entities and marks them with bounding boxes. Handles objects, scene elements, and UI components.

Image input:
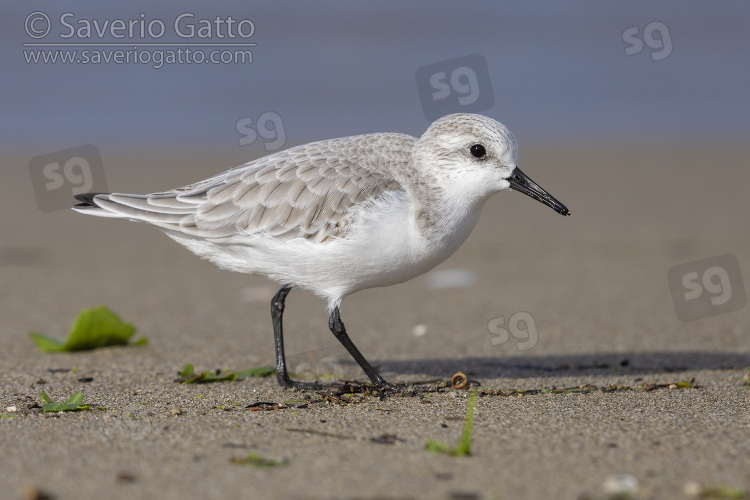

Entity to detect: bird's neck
[411,184,486,247]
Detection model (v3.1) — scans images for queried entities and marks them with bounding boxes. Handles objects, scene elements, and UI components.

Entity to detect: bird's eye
[469,144,486,159]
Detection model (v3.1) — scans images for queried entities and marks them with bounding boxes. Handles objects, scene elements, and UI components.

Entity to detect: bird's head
[414,113,569,216]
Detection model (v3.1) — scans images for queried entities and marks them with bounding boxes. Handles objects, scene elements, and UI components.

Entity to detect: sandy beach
[1,143,748,499]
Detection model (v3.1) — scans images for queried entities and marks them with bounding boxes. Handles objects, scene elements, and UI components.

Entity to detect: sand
[1,144,749,499]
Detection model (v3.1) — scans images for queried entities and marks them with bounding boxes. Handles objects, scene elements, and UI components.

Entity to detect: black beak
[508,167,570,216]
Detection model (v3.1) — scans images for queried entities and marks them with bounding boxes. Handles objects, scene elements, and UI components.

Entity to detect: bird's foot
[372,381,398,393]
[277,374,324,391]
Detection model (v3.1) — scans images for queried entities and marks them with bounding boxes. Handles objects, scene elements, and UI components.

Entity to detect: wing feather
[78,133,415,242]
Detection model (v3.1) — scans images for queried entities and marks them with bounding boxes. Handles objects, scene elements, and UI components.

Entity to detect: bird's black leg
[272,287,390,389]
[271,285,293,387]
[271,285,321,389]
[328,306,392,388]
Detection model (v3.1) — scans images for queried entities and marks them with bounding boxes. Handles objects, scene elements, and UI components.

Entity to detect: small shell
[451,372,469,390]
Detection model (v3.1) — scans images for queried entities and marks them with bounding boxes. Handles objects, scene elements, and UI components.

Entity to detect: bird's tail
[72,192,199,228]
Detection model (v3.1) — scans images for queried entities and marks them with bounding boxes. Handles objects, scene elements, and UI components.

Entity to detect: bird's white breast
[166,189,483,310]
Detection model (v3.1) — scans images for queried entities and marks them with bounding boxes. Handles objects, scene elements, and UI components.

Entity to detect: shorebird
[73,113,569,389]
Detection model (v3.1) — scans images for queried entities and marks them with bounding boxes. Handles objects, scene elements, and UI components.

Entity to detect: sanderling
[73,113,569,389]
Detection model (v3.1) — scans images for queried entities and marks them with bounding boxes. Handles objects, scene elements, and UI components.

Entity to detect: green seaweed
[30,306,146,352]
[235,366,276,378]
[700,486,748,499]
[426,389,477,456]
[41,391,91,412]
[177,363,275,384]
[231,452,287,468]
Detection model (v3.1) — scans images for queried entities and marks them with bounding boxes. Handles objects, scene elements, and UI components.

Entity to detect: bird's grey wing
[83,133,414,242]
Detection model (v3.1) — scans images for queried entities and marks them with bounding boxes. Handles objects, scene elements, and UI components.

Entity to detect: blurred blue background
[3,1,749,159]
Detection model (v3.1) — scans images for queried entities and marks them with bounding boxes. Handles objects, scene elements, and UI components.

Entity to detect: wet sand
[1,144,749,499]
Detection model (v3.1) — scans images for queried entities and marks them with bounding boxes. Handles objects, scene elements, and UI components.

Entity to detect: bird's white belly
[166,192,482,308]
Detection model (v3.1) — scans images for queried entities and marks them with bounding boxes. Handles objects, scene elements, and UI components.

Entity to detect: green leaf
[425,389,477,457]
[178,363,195,377]
[30,306,146,352]
[29,333,66,352]
[194,371,237,384]
[452,389,477,456]
[231,452,286,468]
[235,366,275,378]
[177,364,274,384]
[177,364,238,384]
[700,486,748,499]
[66,393,86,406]
[41,391,91,412]
[426,439,450,453]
